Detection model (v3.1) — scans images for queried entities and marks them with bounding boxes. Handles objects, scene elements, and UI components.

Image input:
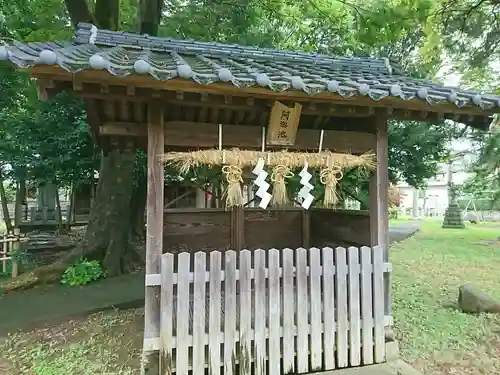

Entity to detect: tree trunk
[139,0,163,35]
[67,183,75,225]
[95,0,120,30]
[54,185,64,231]
[0,176,13,233]
[130,176,148,237]
[83,148,137,275]
[2,0,168,294]
[14,179,26,227]
[64,0,96,26]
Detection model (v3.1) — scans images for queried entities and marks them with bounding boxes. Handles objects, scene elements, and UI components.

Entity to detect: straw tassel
[221,165,243,208]
[160,148,375,209]
[319,166,343,207]
[270,165,294,205]
[319,152,344,207]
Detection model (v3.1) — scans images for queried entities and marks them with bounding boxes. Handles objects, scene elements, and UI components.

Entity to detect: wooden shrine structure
[2,23,499,375]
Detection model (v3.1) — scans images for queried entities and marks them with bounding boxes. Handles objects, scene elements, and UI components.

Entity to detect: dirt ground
[2,221,500,374]
[0,309,144,375]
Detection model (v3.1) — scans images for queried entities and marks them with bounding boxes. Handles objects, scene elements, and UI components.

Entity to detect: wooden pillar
[195,188,205,208]
[247,183,256,207]
[230,206,244,250]
[369,115,392,338]
[302,210,310,248]
[142,102,164,374]
[11,228,20,278]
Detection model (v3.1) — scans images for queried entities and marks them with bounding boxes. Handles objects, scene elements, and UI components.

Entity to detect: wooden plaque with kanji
[266,101,302,146]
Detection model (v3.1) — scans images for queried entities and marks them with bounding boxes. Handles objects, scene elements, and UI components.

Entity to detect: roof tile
[0,23,499,114]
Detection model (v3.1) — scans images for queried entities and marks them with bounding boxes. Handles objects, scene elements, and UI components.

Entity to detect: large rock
[458,283,500,313]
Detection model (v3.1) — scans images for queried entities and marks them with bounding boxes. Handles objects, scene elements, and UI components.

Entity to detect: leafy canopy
[0,0,474,198]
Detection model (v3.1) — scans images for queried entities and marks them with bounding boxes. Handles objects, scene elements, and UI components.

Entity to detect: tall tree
[463,126,500,205]
[432,0,500,67]
[0,0,463,293]
[0,0,165,290]
[430,0,500,212]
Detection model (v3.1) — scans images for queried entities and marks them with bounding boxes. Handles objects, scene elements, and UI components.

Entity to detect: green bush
[61,258,105,286]
[0,249,34,278]
[389,207,399,219]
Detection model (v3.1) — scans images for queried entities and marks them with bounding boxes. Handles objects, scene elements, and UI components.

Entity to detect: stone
[458,283,500,314]
[385,341,400,362]
[385,326,395,342]
[442,202,465,229]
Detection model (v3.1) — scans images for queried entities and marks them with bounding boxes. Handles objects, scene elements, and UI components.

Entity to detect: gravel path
[389,222,420,244]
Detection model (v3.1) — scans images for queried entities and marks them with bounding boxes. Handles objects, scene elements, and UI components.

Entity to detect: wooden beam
[231,206,244,251]
[302,210,311,248]
[99,121,376,154]
[369,115,391,338]
[73,86,376,118]
[41,79,492,129]
[143,101,164,353]
[369,116,389,247]
[30,66,498,118]
[31,75,493,128]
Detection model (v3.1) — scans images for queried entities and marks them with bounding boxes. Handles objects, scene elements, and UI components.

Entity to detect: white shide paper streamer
[251,157,272,209]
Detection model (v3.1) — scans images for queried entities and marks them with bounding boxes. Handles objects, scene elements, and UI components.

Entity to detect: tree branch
[64,0,96,27]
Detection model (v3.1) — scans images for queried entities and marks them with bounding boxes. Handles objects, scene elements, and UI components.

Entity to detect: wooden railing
[13,207,89,226]
[1,202,90,226]
[150,246,392,375]
[0,231,26,278]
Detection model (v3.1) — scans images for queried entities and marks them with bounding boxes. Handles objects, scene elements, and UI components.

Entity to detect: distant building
[396,138,476,217]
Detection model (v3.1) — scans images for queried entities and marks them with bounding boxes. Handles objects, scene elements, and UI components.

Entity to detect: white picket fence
[159,246,390,375]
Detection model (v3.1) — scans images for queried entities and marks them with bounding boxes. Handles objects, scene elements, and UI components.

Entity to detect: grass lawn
[392,220,500,374]
[1,221,500,374]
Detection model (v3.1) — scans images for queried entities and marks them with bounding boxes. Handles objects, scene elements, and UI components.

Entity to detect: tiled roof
[1,23,500,112]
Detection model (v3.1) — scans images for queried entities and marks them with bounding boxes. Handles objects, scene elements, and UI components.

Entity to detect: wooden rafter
[99,121,376,154]
[29,66,494,129]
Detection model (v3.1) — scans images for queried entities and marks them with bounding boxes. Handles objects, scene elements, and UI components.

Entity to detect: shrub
[389,207,399,220]
[0,249,34,277]
[61,258,105,286]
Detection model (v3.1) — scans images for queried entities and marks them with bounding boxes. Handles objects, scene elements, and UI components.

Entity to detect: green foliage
[4,92,99,185]
[0,249,35,279]
[432,0,500,67]
[0,0,73,42]
[457,198,500,211]
[11,246,36,268]
[389,207,399,220]
[158,0,442,75]
[0,0,482,207]
[0,1,100,191]
[61,258,105,286]
[30,345,107,375]
[463,127,500,205]
[1,180,16,201]
[388,120,456,188]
